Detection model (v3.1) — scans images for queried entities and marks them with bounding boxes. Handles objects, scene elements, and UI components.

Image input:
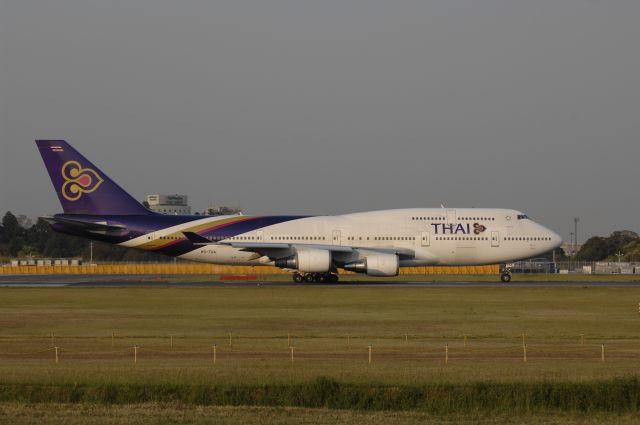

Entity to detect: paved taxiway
[1,275,640,288]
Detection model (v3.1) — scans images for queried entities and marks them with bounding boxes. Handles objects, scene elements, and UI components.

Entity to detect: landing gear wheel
[293,273,303,283]
[304,273,315,283]
[329,274,339,283]
[499,263,512,283]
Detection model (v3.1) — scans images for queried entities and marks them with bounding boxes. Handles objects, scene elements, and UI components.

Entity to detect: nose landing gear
[292,272,339,283]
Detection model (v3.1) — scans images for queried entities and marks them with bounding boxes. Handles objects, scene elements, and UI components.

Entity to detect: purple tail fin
[36,140,152,215]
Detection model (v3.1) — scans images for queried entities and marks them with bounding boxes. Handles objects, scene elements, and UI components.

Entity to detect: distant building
[146,194,192,215]
[202,206,243,216]
[561,242,582,257]
[615,230,639,239]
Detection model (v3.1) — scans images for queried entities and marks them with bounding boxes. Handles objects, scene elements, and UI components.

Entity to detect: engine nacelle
[274,247,331,273]
[343,253,399,277]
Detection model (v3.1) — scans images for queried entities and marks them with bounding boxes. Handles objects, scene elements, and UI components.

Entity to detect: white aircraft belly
[180,244,262,265]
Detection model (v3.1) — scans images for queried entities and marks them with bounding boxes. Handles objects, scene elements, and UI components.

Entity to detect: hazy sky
[1,0,639,242]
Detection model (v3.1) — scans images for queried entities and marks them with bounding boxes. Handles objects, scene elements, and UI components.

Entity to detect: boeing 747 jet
[36,140,562,283]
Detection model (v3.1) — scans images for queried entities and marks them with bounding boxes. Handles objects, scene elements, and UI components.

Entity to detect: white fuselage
[133,208,561,267]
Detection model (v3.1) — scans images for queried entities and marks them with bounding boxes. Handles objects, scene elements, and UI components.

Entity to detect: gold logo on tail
[61,161,104,201]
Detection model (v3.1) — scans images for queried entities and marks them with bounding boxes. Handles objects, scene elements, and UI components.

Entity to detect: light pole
[574,217,580,255]
[570,232,574,256]
[615,251,625,273]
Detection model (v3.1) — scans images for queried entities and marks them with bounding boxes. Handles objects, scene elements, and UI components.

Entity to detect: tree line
[0,211,172,263]
[575,230,640,262]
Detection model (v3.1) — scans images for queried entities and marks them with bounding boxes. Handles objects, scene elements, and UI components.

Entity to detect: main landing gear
[292,272,339,283]
[499,264,512,283]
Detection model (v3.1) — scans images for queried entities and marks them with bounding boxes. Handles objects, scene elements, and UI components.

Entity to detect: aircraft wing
[182,232,414,259]
[231,242,354,252]
[183,231,351,253]
[234,243,415,261]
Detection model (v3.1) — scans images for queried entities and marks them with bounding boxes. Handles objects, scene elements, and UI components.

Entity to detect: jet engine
[343,253,399,277]
[274,247,331,272]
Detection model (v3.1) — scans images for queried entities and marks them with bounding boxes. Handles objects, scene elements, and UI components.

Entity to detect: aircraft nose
[549,230,562,250]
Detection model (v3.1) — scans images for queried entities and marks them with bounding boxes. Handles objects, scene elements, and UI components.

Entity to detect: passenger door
[491,231,500,247]
[332,229,341,245]
[421,231,430,247]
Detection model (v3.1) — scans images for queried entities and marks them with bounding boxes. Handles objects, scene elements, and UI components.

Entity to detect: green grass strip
[1,377,639,414]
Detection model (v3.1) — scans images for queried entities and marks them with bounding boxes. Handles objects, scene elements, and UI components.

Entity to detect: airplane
[36,140,562,283]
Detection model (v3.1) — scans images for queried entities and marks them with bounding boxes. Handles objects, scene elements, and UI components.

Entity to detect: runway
[1,274,640,288]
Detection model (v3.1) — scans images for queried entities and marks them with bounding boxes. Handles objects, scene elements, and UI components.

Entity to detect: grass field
[3,403,640,425]
[4,403,640,425]
[1,285,640,423]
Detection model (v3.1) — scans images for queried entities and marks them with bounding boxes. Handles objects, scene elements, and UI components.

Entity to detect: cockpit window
[517,214,530,220]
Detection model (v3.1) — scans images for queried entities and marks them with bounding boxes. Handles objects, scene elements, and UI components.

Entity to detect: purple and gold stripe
[141,215,309,256]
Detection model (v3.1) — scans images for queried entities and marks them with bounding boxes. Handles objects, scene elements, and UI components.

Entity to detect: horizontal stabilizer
[42,216,128,235]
